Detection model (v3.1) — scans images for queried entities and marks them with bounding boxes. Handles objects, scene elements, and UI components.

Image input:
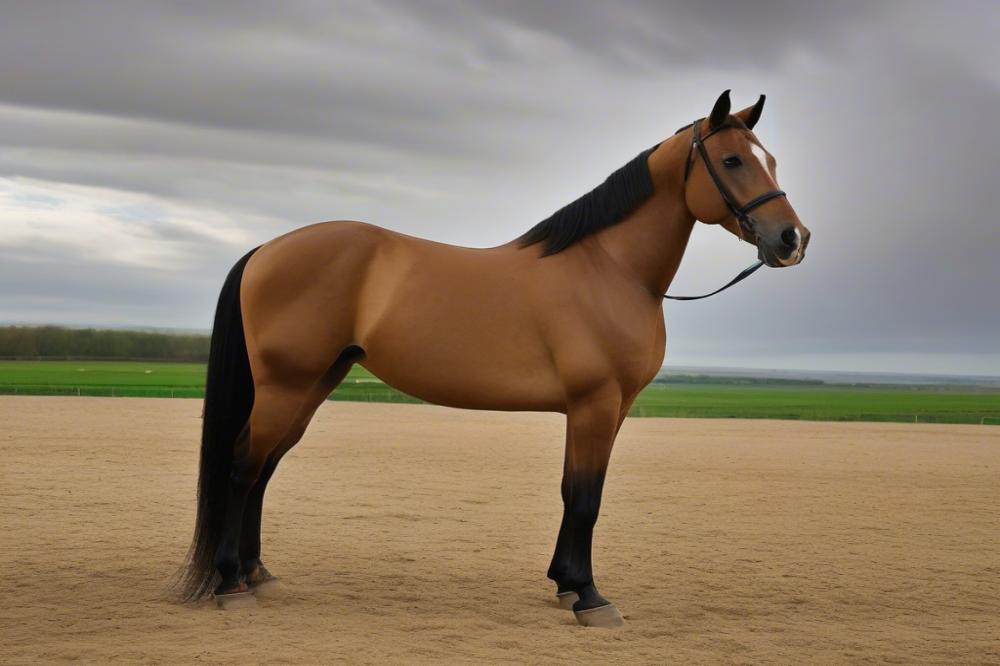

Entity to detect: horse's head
[683,90,810,267]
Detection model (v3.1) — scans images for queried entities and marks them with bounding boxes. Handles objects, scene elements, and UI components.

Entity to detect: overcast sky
[0,1,997,375]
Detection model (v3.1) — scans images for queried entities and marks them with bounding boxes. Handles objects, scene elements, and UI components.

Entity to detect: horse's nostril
[780,226,798,249]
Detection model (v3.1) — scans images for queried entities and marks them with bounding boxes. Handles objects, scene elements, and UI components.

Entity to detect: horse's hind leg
[213,380,318,600]
[238,455,283,594]
[238,347,363,595]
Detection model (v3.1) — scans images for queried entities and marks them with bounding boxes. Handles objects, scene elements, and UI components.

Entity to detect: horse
[175,90,811,628]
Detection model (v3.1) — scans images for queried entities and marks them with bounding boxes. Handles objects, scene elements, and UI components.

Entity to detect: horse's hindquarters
[240,222,381,384]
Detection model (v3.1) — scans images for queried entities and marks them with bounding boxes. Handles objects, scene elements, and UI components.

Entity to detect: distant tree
[0,326,210,361]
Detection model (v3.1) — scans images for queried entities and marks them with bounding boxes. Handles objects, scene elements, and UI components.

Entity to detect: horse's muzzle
[758,225,810,267]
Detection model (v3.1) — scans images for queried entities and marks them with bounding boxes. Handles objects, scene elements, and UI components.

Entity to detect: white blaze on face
[750,143,772,179]
[747,140,801,265]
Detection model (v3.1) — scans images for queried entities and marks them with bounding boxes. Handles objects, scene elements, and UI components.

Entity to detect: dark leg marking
[547,470,612,611]
[213,439,266,595]
[239,457,280,577]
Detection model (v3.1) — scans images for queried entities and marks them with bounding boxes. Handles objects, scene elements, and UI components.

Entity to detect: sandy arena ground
[1,397,997,664]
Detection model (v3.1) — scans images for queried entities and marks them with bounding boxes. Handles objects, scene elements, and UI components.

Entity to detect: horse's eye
[722,156,742,168]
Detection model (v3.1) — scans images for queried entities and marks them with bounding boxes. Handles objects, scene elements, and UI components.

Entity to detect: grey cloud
[0,2,559,157]
[398,0,884,69]
[0,245,222,328]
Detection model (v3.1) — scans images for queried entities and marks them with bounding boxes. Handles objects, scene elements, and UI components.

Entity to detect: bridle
[664,118,787,301]
[684,118,787,238]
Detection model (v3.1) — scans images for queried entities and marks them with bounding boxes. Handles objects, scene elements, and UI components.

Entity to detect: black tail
[174,247,258,601]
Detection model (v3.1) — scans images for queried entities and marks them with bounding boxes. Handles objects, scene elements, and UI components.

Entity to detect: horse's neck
[590,139,695,297]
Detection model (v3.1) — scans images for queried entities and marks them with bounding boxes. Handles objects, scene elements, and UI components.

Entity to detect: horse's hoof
[556,591,580,610]
[250,577,285,600]
[215,590,256,610]
[574,603,624,628]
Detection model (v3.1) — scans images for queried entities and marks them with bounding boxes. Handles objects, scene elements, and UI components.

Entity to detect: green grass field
[0,360,997,425]
[632,383,999,424]
[0,360,420,403]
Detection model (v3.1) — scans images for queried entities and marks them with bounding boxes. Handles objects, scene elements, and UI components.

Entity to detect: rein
[663,259,764,301]
[664,119,785,302]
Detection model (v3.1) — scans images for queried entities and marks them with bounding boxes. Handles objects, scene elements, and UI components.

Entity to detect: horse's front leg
[547,390,626,628]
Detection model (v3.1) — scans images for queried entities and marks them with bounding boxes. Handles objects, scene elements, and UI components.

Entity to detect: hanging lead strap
[664,260,764,301]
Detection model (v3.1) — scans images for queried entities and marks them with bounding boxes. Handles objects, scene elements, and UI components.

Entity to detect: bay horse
[175,91,810,627]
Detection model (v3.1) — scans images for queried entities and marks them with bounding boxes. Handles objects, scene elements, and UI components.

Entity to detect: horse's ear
[708,90,731,129]
[736,94,766,130]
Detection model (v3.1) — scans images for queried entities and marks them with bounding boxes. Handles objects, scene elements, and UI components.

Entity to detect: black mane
[518,145,658,256]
